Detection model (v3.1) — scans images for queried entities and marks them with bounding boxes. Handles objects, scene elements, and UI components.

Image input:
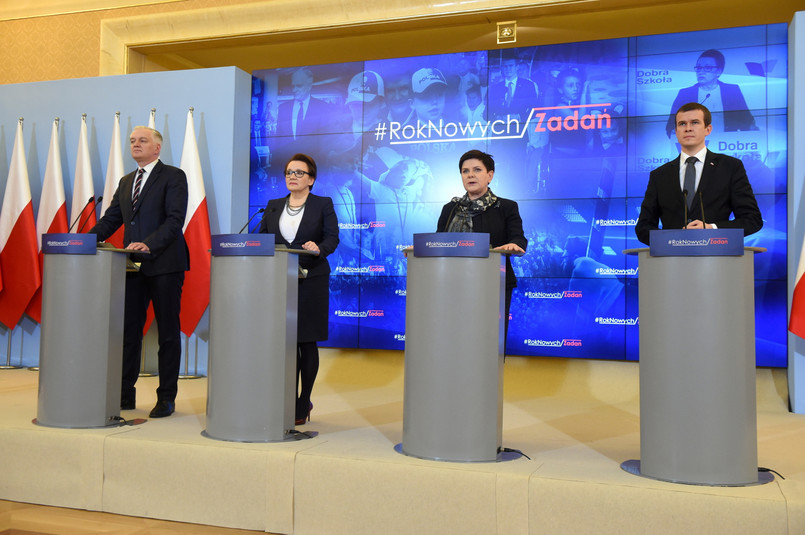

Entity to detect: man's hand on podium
[684,220,712,230]
[126,241,151,253]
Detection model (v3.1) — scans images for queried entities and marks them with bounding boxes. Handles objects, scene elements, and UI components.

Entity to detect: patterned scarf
[446,189,498,232]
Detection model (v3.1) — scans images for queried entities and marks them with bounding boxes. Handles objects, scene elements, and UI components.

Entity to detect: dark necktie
[683,156,697,210]
[132,168,145,210]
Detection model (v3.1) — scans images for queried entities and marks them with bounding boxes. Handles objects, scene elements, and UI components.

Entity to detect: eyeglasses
[693,65,720,73]
[285,169,311,178]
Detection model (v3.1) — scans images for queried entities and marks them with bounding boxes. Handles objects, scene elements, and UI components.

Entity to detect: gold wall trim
[100,0,627,75]
[0,0,183,21]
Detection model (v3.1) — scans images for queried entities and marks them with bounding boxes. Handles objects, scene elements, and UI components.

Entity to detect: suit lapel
[296,195,316,240]
[666,156,683,196]
[118,171,136,220]
[690,150,716,217]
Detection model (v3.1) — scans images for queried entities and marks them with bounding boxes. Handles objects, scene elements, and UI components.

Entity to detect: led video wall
[249,23,788,366]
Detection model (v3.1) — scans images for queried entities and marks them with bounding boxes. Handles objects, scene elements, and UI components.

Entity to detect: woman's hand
[302,241,320,255]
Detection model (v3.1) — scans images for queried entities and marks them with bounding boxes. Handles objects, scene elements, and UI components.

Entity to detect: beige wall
[1,0,802,85]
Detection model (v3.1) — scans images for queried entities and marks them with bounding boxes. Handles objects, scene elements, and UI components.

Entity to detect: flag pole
[0,328,21,369]
[179,332,202,379]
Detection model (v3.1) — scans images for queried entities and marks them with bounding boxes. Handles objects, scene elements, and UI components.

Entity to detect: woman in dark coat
[437,149,527,334]
[258,153,339,424]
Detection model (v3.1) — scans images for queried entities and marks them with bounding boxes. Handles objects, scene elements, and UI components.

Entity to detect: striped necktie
[132,168,145,210]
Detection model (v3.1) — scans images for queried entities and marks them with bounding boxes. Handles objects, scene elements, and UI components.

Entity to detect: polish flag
[178,108,211,336]
[100,112,125,247]
[25,119,69,323]
[0,120,41,328]
[70,114,97,233]
[790,235,805,338]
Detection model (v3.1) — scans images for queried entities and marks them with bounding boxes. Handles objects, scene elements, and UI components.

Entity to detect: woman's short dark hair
[286,153,317,189]
[698,49,726,72]
[458,149,495,172]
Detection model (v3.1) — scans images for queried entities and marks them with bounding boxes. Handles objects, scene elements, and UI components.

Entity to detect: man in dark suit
[91,126,189,418]
[488,54,538,122]
[636,103,762,245]
[276,67,333,140]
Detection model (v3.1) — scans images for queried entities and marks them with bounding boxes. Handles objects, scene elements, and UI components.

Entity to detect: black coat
[258,193,339,342]
[437,196,527,289]
[92,160,189,275]
[635,150,762,246]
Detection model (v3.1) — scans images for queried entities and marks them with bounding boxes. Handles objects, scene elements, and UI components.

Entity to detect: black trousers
[121,270,185,402]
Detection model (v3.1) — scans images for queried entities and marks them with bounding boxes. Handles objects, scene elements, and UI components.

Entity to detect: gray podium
[204,248,304,442]
[622,247,772,486]
[36,248,126,428]
[400,251,505,462]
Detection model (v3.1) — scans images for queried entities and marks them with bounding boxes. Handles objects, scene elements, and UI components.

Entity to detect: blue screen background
[248,24,788,366]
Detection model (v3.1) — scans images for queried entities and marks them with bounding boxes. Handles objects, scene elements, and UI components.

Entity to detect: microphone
[682,189,689,229]
[440,202,459,232]
[701,93,710,105]
[238,208,265,234]
[699,190,706,227]
[68,197,94,232]
[77,196,103,233]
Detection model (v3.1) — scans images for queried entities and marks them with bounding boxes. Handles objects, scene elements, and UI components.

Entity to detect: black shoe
[149,400,175,418]
[120,398,136,410]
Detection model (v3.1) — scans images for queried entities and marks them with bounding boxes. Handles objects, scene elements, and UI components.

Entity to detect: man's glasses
[693,65,720,73]
[285,169,310,178]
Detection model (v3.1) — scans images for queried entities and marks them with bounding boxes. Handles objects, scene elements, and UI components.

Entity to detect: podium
[399,233,506,462]
[204,235,310,442]
[622,229,771,486]
[36,234,127,428]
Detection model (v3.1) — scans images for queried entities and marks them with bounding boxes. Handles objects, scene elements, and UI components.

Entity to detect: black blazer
[257,193,340,278]
[437,196,527,288]
[635,150,763,245]
[91,160,189,276]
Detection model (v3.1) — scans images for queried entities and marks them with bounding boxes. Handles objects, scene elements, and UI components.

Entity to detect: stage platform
[1,349,804,534]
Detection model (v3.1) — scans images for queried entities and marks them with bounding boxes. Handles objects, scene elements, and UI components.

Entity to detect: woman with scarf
[437,149,527,334]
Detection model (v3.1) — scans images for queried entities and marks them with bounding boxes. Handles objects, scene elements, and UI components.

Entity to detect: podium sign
[413,232,490,257]
[211,233,274,256]
[41,233,96,255]
[649,228,744,256]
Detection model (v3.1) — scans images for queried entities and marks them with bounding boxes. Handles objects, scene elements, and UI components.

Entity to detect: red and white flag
[790,235,805,338]
[101,112,125,248]
[25,119,69,323]
[70,114,97,233]
[179,108,211,336]
[0,119,41,328]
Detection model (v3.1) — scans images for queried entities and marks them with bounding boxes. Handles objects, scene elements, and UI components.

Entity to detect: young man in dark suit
[635,102,762,245]
[91,126,189,418]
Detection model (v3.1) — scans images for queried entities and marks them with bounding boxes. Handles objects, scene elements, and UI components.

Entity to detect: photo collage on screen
[248,23,788,365]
